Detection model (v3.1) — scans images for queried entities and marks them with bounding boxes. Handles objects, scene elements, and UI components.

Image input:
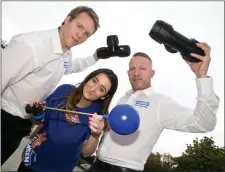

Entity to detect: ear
[151,70,155,78]
[101,94,109,100]
[64,16,72,25]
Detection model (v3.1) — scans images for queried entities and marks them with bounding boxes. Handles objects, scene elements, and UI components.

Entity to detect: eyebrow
[94,77,106,92]
[130,65,146,68]
[77,22,91,37]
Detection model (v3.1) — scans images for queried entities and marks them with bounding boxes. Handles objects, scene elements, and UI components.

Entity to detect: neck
[76,96,92,108]
[58,26,69,54]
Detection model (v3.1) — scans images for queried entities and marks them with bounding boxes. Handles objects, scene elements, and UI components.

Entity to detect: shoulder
[50,84,75,98]
[11,28,56,47]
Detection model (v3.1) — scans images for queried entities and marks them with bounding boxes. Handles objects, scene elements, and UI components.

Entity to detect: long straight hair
[65,68,118,114]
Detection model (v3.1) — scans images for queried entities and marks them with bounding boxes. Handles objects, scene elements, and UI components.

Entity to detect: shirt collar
[125,86,154,97]
[51,28,72,56]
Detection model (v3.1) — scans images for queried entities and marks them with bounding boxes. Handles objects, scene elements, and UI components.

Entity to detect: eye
[92,78,97,83]
[140,67,146,70]
[129,67,135,71]
[99,87,105,93]
[85,32,90,37]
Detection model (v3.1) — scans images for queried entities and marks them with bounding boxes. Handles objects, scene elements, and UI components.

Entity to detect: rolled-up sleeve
[65,55,96,74]
[2,36,35,93]
[158,77,220,133]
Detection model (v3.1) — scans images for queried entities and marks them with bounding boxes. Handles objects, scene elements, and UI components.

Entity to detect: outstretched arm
[158,42,219,133]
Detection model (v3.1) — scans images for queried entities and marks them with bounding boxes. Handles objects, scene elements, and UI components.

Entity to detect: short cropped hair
[132,52,152,61]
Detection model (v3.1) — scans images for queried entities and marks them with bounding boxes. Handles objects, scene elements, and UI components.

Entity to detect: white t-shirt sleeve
[157,77,220,133]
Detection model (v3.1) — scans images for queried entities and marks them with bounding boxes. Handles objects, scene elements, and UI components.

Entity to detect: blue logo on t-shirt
[64,61,68,68]
[135,100,149,108]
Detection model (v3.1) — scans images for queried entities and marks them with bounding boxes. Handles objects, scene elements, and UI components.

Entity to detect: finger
[91,113,103,121]
[90,120,105,131]
[42,101,46,106]
[89,125,99,134]
[89,120,99,129]
[89,117,103,127]
[196,43,210,55]
[190,53,204,61]
[29,101,34,107]
[199,42,211,52]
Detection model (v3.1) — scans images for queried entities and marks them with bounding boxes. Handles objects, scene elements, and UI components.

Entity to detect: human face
[82,73,112,101]
[128,56,154,91]
[62,12,95,49]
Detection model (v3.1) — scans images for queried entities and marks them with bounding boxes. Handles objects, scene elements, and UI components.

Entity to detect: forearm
[67,56,97,74]
[82,135,100,157]
[191,77,219,131]
[30,117,43,125]
[159,77,219,132]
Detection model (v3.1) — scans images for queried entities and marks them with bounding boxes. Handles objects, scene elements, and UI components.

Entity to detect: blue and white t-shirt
[23,84,101,172]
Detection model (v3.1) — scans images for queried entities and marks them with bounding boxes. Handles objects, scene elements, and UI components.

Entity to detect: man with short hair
[88,42,220,172]
[1,6,103,165]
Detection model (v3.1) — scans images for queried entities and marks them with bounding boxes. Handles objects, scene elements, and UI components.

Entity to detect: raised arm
[158,42,220,133]
[158,77,219,132]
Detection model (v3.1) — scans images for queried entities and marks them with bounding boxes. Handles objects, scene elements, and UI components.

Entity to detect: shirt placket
[126,91,141,106]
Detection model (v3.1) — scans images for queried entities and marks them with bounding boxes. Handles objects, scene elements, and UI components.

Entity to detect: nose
[134,68,140,76]
[77,31,85,39]
[90,84,98,92]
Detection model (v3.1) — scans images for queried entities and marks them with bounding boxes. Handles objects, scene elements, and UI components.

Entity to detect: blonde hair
[62,6,100,33]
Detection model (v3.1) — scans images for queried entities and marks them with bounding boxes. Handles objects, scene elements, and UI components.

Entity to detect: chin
[134,85,144,90]
[83,94,94,101]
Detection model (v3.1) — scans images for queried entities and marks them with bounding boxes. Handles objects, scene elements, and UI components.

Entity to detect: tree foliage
[144,137,225,172]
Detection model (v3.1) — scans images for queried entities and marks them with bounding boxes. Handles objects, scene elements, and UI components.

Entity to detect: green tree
[172,136,225,172]
[144,152,173,172]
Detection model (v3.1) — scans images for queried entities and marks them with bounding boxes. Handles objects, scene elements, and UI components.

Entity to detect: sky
[2,1,224,157]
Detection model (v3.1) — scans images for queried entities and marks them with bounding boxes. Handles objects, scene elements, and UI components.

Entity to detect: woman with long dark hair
[17,68,118,172]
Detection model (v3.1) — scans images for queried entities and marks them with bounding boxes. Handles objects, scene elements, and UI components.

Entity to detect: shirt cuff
[196,76,214,96]
[86,55,97,67]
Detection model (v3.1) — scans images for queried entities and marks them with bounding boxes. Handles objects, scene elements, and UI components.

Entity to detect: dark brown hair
[65,68,118,114]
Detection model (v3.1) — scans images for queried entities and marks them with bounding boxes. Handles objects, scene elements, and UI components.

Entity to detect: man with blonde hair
[1,6,104,165]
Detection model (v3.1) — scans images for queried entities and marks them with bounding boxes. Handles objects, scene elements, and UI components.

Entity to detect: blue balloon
[103,104,140,135]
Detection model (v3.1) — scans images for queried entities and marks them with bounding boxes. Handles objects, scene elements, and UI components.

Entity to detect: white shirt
[97,77,219,171]
[1,28,96,119]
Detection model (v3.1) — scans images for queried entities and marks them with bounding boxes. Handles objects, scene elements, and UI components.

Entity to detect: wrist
[94,52,99,61]
[91,131,101,139]
[196,74,208,78]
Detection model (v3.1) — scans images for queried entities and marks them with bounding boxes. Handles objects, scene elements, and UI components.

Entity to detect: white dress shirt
[1,28,96,119]
[97,77,219,171]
